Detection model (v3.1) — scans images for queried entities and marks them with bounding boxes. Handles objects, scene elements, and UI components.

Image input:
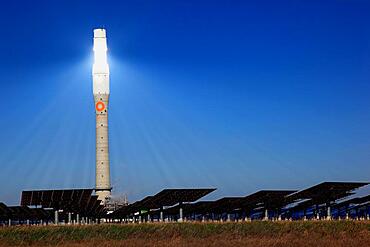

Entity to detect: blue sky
[0,0,369,204]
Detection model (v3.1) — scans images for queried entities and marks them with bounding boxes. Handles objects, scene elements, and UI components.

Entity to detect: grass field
[0,221,369,246]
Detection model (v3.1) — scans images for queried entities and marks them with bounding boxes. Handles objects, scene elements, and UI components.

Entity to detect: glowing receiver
[93,28,109,95]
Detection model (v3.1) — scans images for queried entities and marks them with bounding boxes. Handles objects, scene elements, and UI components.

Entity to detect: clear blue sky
[0,0,369,204]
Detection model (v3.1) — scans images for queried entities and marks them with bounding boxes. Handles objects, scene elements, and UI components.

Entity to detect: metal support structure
[68,212,72,225]
[315,205,320,220]
[54,210,59,225]
[178,202,183,222]
[276,209,282,221]
[326,203,332,220]
[160,208,164,222]
[264,209,269,221]
[76,214,80,224]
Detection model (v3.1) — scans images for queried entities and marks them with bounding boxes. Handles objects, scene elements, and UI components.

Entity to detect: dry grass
[0,221,369,247]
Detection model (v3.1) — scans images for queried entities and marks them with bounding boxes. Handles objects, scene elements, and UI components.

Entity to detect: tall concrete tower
[92,28,111,203]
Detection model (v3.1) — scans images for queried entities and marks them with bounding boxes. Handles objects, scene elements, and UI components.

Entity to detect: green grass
[0,221,369,246]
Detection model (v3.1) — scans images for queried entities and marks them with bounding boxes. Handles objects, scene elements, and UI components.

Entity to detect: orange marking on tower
[96,101,105,112]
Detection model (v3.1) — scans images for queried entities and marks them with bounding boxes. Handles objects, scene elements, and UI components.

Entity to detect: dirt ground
[2,233,369,247]
[0,221,369,247]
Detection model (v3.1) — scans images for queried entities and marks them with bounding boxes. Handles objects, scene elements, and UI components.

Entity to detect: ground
[0,221,369,246]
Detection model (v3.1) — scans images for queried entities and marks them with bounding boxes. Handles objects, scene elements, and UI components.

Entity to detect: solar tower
[92,28,111,203]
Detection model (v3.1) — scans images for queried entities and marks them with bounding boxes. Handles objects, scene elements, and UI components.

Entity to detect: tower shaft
[94,94,111,201]
[92,28,111,203]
